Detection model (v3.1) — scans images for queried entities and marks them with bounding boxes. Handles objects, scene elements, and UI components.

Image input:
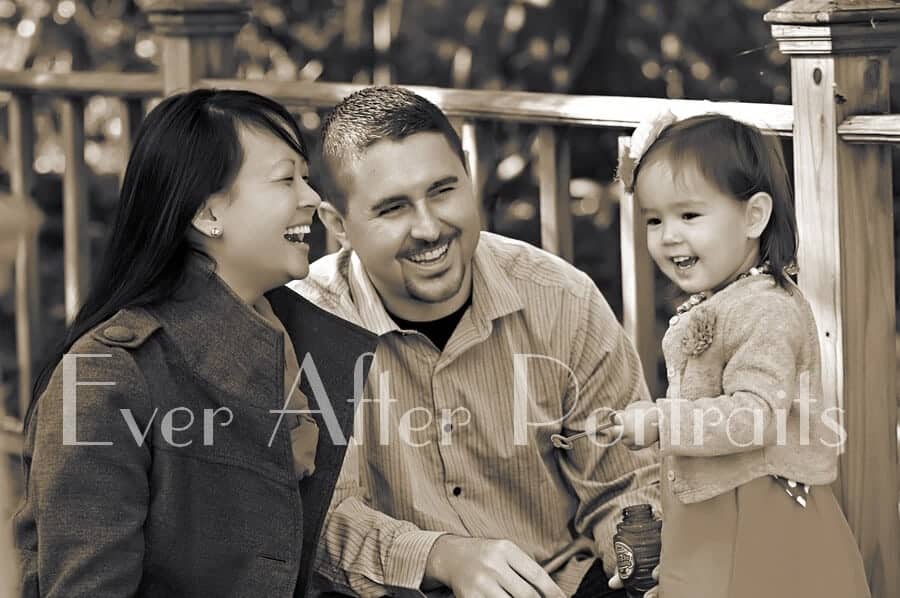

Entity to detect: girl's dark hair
[633,113,798,289]
[30,88,307,409]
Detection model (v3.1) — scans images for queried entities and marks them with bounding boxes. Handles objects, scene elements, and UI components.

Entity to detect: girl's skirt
[659,470,870,598]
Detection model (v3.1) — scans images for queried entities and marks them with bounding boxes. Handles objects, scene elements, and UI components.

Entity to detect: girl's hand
[609,401,659,449]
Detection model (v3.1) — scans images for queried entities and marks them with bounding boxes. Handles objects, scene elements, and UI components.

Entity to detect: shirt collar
[347,251,404,336]
[469,236,524,323]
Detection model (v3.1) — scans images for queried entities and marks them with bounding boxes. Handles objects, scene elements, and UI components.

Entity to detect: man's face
[335,132,481,321]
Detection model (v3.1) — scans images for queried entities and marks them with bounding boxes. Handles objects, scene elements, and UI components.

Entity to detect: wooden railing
[1,0,898,596]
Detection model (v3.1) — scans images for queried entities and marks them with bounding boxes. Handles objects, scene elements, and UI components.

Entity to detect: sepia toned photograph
[0,0,898,596]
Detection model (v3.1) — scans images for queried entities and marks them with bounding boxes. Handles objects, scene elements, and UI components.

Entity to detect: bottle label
[614,541,635,580]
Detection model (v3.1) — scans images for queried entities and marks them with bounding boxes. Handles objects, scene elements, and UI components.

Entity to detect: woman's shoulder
[34,308,163,429]
[51,307,164,398]
[71,307,162,355]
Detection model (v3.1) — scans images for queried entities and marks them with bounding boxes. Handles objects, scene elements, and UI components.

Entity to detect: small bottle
[613,504,661,598]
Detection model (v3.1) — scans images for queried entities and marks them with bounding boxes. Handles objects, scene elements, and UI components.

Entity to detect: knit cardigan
[655,275,839,504]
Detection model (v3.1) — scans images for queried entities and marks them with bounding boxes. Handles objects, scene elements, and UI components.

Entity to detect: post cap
[138,0,251,36]
[765,0,900,25]
[766,0,900,54]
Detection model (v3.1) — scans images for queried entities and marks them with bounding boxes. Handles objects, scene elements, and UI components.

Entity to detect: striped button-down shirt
[290,232,659,597]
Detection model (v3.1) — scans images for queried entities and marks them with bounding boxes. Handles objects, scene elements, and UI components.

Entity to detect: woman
[14,89,376,597]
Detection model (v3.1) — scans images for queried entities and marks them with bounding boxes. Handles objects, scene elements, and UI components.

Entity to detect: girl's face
[202,124,321,301]
[636,158,761,294]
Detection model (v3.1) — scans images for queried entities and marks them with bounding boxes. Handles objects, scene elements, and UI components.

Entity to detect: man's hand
[423,535,566,598]
[608,565,660,598]
[607,401,660,449]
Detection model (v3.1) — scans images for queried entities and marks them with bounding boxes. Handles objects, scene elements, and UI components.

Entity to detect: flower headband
[617,108,678,193]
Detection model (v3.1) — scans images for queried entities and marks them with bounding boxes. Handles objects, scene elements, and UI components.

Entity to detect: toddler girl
[612,112,870,598]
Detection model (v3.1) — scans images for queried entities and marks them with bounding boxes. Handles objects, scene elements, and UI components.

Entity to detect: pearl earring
[210,226,222,238]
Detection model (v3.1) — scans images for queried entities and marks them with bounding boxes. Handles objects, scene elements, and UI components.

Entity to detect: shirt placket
[427,312,494,533]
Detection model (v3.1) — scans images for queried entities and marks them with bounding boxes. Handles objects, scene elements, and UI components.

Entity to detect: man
[291,86,659,598]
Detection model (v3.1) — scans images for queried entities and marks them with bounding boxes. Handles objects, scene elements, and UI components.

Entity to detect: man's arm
[557,281,660,576]
[313,441,446,597]
[315,436,565,598]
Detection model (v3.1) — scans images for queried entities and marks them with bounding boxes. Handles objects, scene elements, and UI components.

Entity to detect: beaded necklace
[675,262,771,315]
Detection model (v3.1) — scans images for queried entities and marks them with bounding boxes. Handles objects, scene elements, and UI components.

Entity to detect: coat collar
[151,256,377,410]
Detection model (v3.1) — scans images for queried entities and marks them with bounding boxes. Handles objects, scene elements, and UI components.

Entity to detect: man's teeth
[284,225,311,243]
[407,241,450,264]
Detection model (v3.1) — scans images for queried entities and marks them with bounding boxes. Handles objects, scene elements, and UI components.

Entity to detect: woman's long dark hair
[30,89,308,417]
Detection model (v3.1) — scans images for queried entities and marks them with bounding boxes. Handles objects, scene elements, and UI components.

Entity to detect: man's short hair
[318,86,467,213]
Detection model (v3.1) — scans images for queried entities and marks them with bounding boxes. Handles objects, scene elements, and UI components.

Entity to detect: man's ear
[745,192,773,240]
[318,202,350,248]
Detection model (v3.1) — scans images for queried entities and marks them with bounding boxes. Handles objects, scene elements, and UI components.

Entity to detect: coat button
[667,470,676,481]
[103,325,135,343]
[669,315,679,326]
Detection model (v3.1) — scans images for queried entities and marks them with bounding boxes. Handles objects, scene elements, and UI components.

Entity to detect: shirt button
[669,315,679,326]
[443,423,453,433]
[103,325,135,343]
[452,486,462,496]
[667,470,676,481]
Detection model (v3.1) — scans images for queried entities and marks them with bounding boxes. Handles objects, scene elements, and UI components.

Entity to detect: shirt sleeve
[24,349,152,597]
[313,441,447,597]
[556,280,661,577]
[656,293,802,457]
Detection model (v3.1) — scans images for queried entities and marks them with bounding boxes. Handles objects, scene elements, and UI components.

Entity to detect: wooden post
[60,97,90,324]
[8,94,38,421]
[140,0,250,95]
[766,2,900,596]
[618,137,658,397]
[535,125,573,261]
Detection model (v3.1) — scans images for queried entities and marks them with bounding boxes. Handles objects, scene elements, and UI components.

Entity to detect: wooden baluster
[535,125,573,262]
[460,118,493,230]
[460,120,480,195]
[372,0,401,85]
[618,137,658,396]
[343,0,365,51]
[8,93,39,421]
[61,97,90,324]
[767,2,900,595]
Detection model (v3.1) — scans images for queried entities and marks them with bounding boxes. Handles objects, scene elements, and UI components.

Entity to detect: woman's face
[206,124,321,300]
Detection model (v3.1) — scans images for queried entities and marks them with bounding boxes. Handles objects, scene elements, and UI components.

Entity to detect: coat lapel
[267,286,378,596]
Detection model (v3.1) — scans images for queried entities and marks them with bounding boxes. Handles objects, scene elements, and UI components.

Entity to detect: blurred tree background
[0,0,898,396]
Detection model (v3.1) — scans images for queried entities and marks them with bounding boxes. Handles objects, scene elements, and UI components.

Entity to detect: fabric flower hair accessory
[617,108,678,192]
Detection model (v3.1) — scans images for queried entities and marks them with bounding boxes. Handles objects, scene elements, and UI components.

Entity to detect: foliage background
[0,0,898,405]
